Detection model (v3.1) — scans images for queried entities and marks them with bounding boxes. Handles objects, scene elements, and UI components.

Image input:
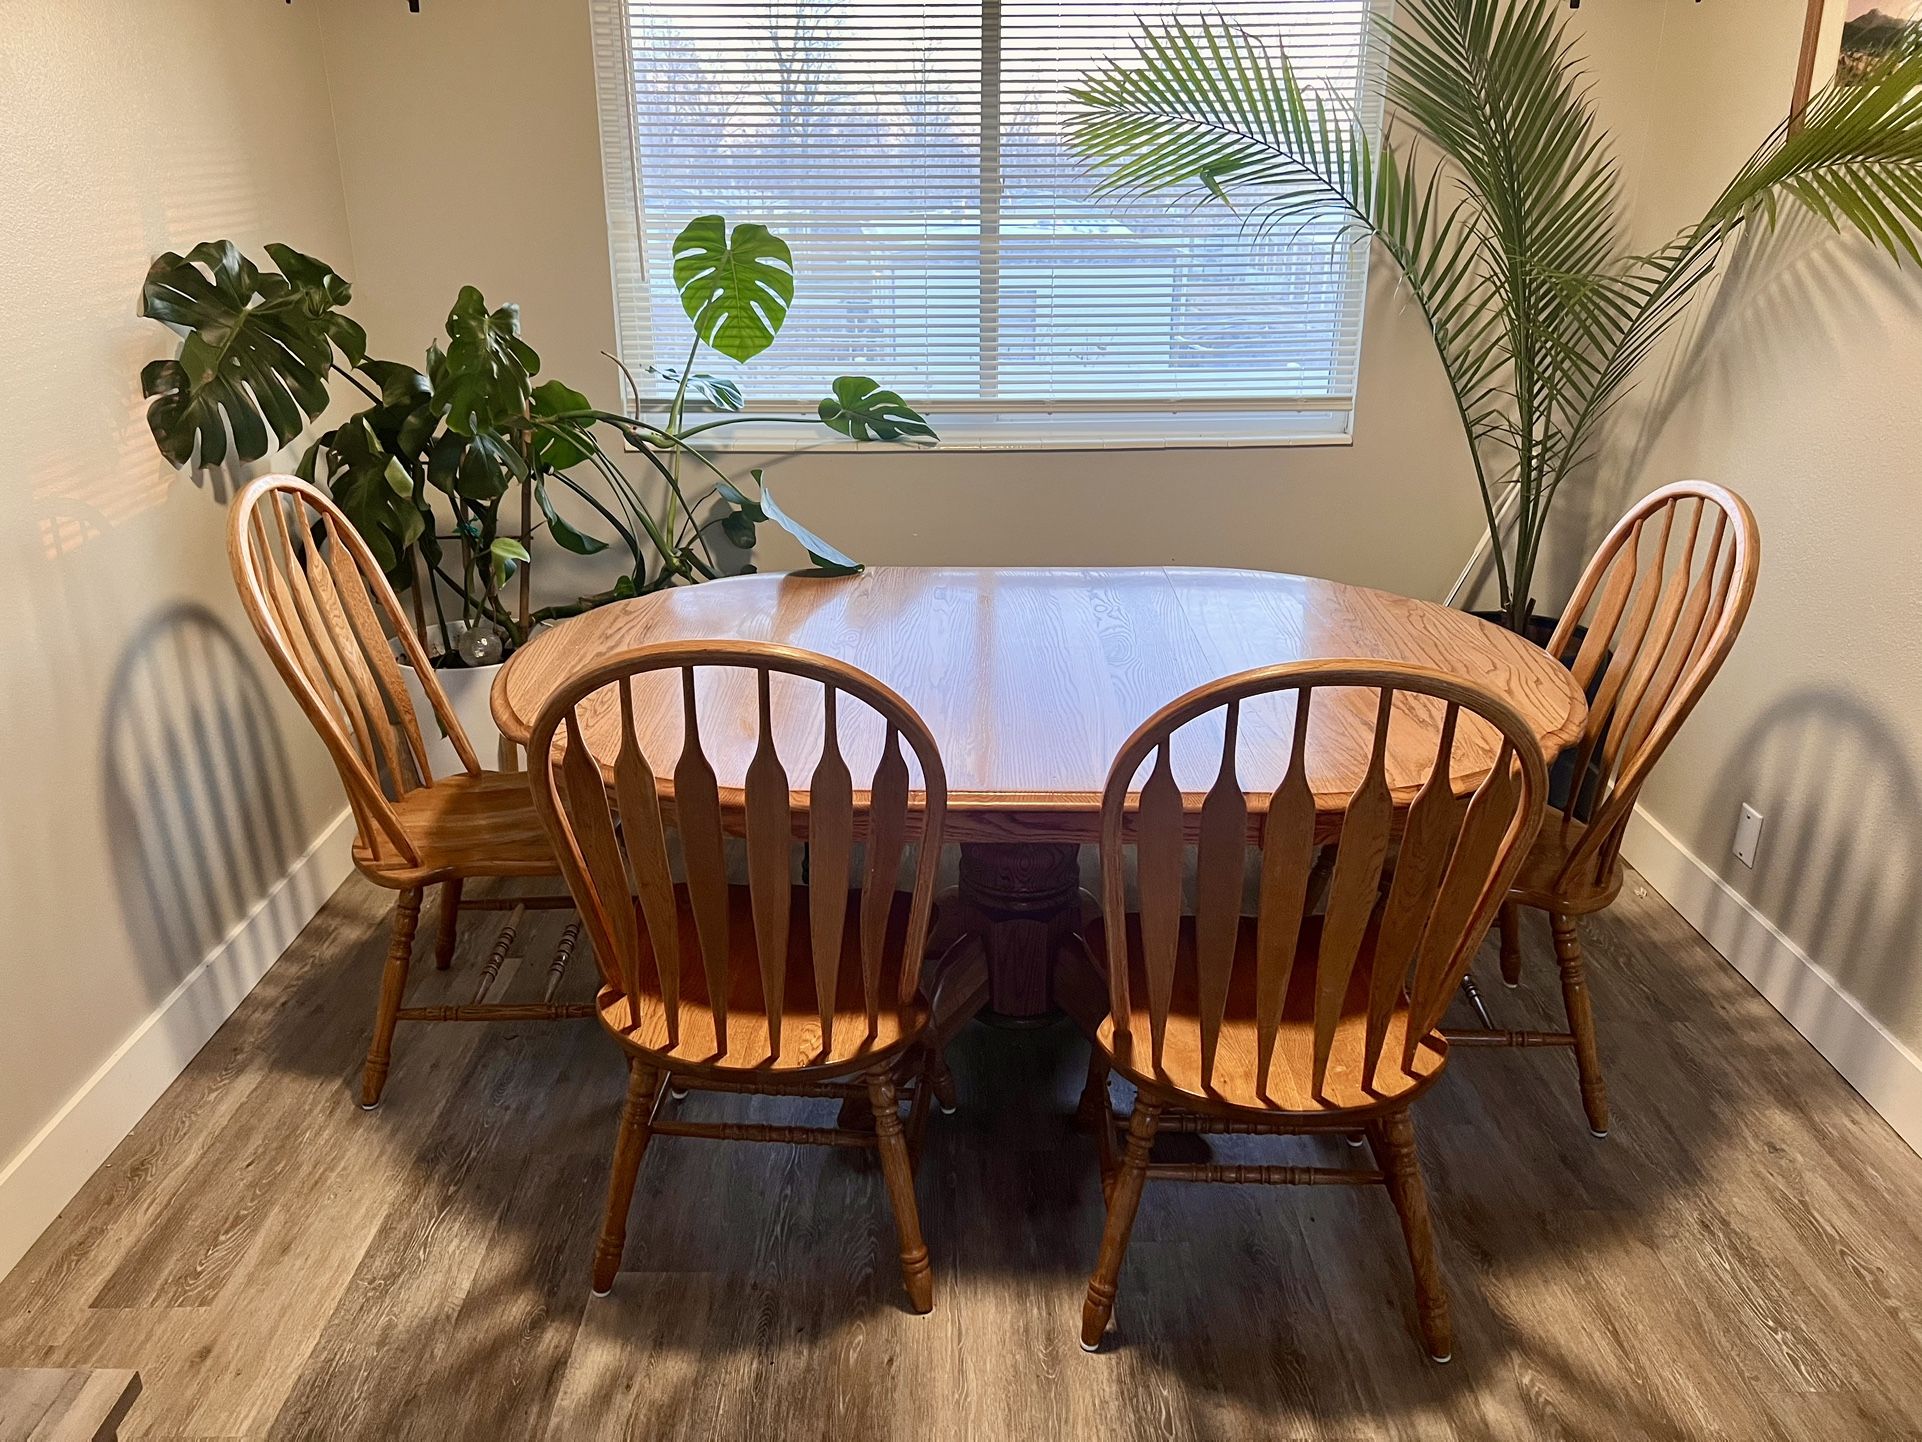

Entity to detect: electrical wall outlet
[1733,803,1764,869]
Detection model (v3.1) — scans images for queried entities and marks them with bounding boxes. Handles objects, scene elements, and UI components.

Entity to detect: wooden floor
[5,870,1922,1440]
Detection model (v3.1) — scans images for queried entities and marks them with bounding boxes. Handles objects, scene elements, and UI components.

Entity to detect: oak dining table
[492,566,1587,1021]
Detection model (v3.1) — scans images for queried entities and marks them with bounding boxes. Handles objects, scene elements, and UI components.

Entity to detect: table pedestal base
[954,842,1085,1018]
[835,841,1102,1133]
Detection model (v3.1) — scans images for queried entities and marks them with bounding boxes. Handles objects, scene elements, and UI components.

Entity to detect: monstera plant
[1068,0,1922,630]
[138,216,933,662]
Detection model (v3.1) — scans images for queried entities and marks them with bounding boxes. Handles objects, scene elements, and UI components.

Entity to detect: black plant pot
[1471,609,1606,821]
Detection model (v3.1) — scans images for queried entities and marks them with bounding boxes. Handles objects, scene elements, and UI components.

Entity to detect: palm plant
[1068,0,1922,630]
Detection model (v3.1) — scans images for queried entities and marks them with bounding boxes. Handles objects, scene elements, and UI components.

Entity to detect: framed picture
[1796,0,1922,115]
[1840,0,1922,81]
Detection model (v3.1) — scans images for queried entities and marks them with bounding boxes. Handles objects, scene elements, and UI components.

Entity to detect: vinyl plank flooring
[5,869,1922,1440]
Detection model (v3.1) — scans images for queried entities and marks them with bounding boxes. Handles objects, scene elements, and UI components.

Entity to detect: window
[589,0,1385,447]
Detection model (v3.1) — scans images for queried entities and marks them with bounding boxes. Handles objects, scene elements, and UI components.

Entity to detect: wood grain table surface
[492,566,1585,843]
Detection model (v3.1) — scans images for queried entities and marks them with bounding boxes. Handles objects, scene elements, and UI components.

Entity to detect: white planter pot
[398,622,510,775]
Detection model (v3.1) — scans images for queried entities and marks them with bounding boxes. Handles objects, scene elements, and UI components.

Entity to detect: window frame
[587,0,1383,450]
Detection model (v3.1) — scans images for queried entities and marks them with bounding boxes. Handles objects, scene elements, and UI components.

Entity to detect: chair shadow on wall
[100,601,310,1017]
[1692,685,1922,1067]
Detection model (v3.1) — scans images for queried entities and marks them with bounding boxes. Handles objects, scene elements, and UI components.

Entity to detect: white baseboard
[1623,806,1922,1155]
[0,808,355,1280]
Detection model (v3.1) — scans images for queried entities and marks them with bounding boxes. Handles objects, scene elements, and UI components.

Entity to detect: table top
[493,566,1586,843]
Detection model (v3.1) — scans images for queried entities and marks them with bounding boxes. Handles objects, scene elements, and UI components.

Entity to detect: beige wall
[0,4,350,1184]
[1590,0,1922,1054]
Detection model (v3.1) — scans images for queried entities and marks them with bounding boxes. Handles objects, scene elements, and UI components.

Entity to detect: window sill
[669,409,1355,454]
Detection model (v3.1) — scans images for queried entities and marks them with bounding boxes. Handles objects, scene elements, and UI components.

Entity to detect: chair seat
[1088,913,1447,1117]
[353,770,558,886]
[600,884,930,1076]
[1508,808,1621,914]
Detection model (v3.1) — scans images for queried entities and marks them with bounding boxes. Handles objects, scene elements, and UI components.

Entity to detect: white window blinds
[589,0,1385,443]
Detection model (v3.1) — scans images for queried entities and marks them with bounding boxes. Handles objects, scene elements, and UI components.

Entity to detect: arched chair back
[528,640,949,1071]
[1097,660,1546,1106]
[1545,481,1760,900]
[227,474,480,872]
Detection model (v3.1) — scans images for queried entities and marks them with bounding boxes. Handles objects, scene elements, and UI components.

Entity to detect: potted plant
[1065,0,1922,633]
[139,217,934,762]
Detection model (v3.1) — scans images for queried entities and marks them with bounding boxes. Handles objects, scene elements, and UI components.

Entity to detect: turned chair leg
[868,1072,934,1313]
[906,1045,937,1168]
[1552,913,1611,1137]
[1081,1096,1160,1351]
[1076,1049,1117,1199]
[1498,900,1523,988]
[1369,1111,1454,1363]
[360,888,422,1109]
[433,879,463,970]
[592,1061,664,1296]
[930,1054,959,1115]
[1075,1046,1110,1130]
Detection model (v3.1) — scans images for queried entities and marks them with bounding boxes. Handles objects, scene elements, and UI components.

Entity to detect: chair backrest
[228,474,480,870]
[527,640,949,1061]
[1098,660,1546,1099]
[1545,481,1760,896]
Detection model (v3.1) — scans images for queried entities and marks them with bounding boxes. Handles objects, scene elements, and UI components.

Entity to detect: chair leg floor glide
[1552,913,1611,1138]
[591,1062,665,1297]
[930,1055,960,1115]
[1076,1095,1457,1362]
[1369,1111,1454,1363]
[1498,900,1524,988]
[1080,1098,1161,1352]
[354,889,593,1110]
[869,1071,935,1314]
[581,1060,945,1311]
[360,888,422,1110]
[1443,903,1613,1139]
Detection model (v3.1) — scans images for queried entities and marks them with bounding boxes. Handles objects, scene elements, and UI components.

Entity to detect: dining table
[492,566,1587,1025]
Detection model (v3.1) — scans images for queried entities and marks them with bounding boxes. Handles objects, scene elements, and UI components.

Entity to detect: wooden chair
[1452,482,1760,1138]
[1077,660,1546,1361]
[526,640,953,1311]
[227,476,586,1110]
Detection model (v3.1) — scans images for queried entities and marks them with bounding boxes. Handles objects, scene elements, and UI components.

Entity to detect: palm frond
[1067,15,1514,477]
[1713,51,1922,260]
[1067,1,1922,626]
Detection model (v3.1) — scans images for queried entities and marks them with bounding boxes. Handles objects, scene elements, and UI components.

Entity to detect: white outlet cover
[1734,804,1764,868]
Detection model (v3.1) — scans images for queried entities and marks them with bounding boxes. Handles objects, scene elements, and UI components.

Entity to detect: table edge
[492,569,1589,754]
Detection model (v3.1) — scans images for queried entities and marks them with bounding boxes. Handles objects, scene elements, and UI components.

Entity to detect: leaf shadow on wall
[101,602,309,1011]
[1544,209,1922,600]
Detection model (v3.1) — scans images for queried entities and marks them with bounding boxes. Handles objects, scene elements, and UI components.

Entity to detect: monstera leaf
[817,376,936,442]
[713,478,765,552]
[647,365,743,412]
[534,476,607,556]
[416,288,546,503]
[717,471,860,576]
[672,216,794,362]
[433,286,539,435]
[298,409,428,579]
[296,358,439,581]
[489,537,530,587]
[428,428,524,502]
[530,380,595,470]
[263,243,368,365]
[140,241,362,468]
